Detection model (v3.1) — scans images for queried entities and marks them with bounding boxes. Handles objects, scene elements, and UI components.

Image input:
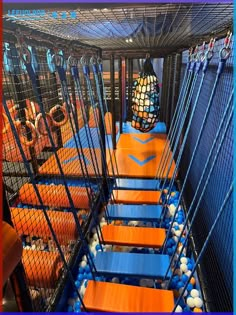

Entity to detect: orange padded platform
[19,183,90,209]
[22,250,63,288]
[111,189,162,204]
[3,221,23,286]
[117,133,168,150]
[38,148,102,176]
[83,281,174,312]
[10,208,83,244]
[107,148,176,179]
[101,225,166,248]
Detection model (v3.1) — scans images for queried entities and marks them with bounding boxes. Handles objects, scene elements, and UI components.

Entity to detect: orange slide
[83,281,174,312]
[19,183,91,209]
[88,107,100,128]
[2,221,23,286]
[22,250,63,288]
[104,112,118,135]
[10,208,83,244]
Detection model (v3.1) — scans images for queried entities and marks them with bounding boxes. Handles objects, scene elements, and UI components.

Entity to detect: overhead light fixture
[125,39,129,43]
[129,38,133,42]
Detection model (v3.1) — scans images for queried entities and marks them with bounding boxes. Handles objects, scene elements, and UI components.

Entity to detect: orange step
[101,225,166,248]
[111,189,162,204]
[83,281,174,312]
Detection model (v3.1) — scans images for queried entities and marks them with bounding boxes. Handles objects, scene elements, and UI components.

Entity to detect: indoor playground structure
[2,3,233,313]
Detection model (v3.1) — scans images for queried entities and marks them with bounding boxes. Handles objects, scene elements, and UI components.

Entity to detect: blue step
[122,122,167,134]
[115,178,160,190]
[107,204,162,221]
[95,251,171,279]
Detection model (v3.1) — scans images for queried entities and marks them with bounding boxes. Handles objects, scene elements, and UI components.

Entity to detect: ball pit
[65,187,204,313]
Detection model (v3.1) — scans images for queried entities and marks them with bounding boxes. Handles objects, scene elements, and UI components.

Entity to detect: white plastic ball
[175,305,183,312]
[105,244,112,251]
[101,217,105,223]
[173,236,178,243]
[80,261,87,268]
[185,270,192,277]
[32,244,36,250]
[171,228,176,235]
[193,297,203,308]
[100,222,106,228]
[93,234,98,242]
[180,257,188,264]
[191,289,200,298]
[79,285,86,297]
[186,296,195,308]
[82,255,87,262]
[180,263,188,272]
[173,222,178,227]
[169,204,176,215]
[179,224,184,231]
[128,221,139,226]
[111,277,119,283]
[175,230,182,237]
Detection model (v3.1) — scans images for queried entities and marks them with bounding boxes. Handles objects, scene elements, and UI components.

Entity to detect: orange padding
[2,221,23,286]
[19,184,90,209]
[101,225,166,248]
[104,112,118,135]
[10,208,83,244]
[107,148,177,179]
[88,107,100,128]
[111,189,162,204]
[83,281,174,312]
[38,148,103,176]
[22,250,63,288]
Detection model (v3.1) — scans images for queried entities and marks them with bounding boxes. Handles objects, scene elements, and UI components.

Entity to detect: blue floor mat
[122,122,166,134]
[64,126,113,149]
[95,251,171,279]
[115,178,160,190]
[107,204,162,221]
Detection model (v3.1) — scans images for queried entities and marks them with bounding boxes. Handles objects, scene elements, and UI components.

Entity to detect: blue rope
[160,46,215,214]
[163,92,233,279]
[91,58,119,186]
[162,46,231,250]
[54,61,105,247]
[172,183,233,312]
[158,70,198,187]
[81,58,117,203]
[3,97,87,310]
[70,61,108,235]
[97,58,120,181]
[155,61,192,180]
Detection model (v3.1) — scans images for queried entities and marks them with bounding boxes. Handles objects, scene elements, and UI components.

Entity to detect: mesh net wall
[2,34,106,311]
[177,38,233,311]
